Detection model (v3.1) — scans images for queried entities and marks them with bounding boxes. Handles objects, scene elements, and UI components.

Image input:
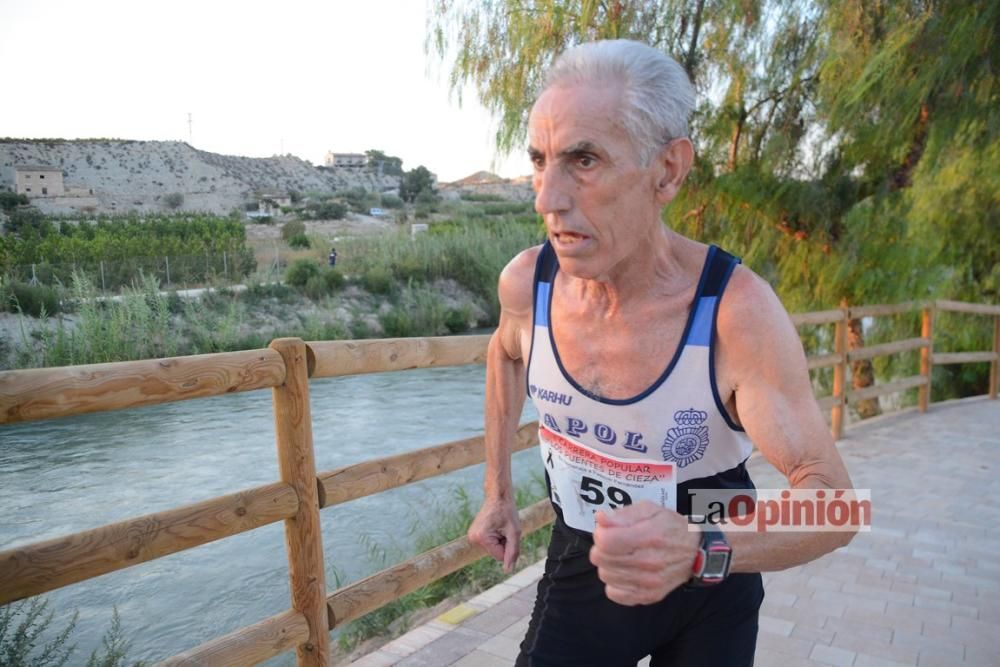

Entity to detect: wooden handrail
[1,300,998,665]
[0,482,298,605]
[936,299,1000,315]
[309,335,490,378]
[0,349,286,425]
[157,609,311,666]
[318,421,539,508]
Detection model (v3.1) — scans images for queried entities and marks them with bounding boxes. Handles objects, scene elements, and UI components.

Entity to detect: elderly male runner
[468,39,856,666]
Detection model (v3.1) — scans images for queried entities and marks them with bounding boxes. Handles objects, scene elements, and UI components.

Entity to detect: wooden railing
[0,299,997,665]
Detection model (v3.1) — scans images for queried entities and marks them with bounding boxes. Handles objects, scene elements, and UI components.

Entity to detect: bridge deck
[348,397,1000,667]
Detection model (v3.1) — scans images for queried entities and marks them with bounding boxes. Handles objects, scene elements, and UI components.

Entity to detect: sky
[0,0,529,183]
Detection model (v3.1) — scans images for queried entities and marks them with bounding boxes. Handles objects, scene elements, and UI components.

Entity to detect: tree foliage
[430,0,1000,400]
[399,166,437,203]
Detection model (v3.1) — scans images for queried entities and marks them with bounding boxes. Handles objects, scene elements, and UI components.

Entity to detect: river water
[0,364,541,663]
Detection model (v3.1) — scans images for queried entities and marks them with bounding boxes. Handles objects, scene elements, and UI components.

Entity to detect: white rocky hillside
[0,139,400,215]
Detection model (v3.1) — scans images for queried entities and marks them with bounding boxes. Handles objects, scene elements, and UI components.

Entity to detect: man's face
[528,82,663,280]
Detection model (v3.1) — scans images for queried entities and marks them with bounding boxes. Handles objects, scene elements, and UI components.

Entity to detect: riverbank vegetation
[1,209,542,369]
[0,601,142,667]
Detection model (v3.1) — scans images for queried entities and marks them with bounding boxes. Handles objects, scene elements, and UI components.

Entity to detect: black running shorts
[517,518,765,667]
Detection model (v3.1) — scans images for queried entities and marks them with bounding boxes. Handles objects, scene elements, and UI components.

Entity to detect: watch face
[704,550,730,577]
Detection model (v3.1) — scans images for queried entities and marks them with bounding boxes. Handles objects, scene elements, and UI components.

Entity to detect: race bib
[540,426,676,533]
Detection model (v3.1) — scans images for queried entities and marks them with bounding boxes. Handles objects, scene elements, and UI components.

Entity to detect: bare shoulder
[716,264,807,383]
[493,245,542,362]
[497,245,542,318]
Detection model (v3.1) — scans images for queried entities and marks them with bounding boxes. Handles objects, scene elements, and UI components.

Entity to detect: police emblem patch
[661,408,709,468]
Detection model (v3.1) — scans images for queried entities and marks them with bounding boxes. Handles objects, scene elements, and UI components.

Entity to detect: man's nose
[534,165,571,215]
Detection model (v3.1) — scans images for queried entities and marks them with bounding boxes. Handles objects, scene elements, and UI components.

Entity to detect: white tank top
[526,243,755,533]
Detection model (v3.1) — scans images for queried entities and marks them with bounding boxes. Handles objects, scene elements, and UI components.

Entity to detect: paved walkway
[349,397,1000,667]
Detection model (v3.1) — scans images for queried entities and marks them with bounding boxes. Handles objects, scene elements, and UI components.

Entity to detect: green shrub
[360,265,395,295]
[0,190,29,211]
[304,274,328,300]
[6,281,61,316]
[285,258,321,287]
[323,267,345,291]
[288,233,311,249]
[281,220,306,241]
[380,194,404,209]
[163,192,184,209]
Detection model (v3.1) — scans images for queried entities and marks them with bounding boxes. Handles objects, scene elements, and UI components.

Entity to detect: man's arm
[589,267,856,604]
[467,248,537,573]
[719,267,856,572]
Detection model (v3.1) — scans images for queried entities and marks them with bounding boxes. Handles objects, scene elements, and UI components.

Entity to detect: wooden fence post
[270,337,330,665]
[831,301,848,440]
[919,305,934,412]
[991,315,999,400]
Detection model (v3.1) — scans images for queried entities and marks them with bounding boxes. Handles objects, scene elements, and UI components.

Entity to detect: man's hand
[590,501,700,605]
[468,497,522,573]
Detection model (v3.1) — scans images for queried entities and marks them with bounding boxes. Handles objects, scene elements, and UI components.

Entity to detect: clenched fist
[589,501,701,605]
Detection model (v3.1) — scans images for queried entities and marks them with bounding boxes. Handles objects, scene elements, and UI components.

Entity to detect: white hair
[542,39,695,164]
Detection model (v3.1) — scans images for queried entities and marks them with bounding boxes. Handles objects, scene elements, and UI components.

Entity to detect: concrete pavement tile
[962,645,1000,667]
[852,655,912,667]
[809,643,855,666]
[437,604,480,626]
[347,649,402,667]
[792,623,836,646]
[500,616,530,639]
[755,630,815,658]
[461,595,533,634]
[830,633,918,665]
[913,595,978,619]
[394,627,491,667]
[823,617,892,643]
[758,615,794,637]
[450,650,511,667]
[382,623,450,657]
[467,582,520,607]
[477,633,522,660]
[753,648,822,667]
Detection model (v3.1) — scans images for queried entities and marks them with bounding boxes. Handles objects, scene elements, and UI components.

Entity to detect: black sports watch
[689,526,732,586]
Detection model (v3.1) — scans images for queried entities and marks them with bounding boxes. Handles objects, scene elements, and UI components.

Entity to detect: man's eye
[531,156,545,169]
[576,155,596,168]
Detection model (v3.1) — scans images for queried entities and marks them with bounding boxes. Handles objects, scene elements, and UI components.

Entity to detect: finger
[601,500,665,526]
[502,535,520,573]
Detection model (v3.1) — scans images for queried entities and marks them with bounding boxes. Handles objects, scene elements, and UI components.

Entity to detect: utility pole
[187,113,193,143]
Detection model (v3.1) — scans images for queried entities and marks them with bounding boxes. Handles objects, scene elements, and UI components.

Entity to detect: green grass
[0,600,144,667]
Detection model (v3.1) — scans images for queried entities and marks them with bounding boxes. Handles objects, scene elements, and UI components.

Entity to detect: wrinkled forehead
[528,81,630,148]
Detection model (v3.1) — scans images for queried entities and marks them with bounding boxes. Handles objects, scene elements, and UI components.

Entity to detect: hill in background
[0,139,400,215]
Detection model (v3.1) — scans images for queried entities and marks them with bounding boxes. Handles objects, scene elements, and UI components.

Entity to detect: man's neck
[560,225,693,316]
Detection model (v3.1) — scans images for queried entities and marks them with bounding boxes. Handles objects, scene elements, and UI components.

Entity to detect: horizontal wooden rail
[0,482,298,605]
[816,395,842,411]
[318,421,539,508]
[847,337,929,362]
[848,302,923,318]
[326,499,555,629]
[309,335,490,379]
[807,353,843,370]
[0,349,285,425]
[158,608,311,667]
[790,309,844,326]
[936,300,1000,316]
[846,375,927,403]
[933,351,998,365]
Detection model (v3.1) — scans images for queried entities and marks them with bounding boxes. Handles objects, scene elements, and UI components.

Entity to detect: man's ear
[654,138,694,205]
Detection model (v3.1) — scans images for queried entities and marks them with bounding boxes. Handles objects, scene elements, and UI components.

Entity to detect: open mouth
[553,231,590,245]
